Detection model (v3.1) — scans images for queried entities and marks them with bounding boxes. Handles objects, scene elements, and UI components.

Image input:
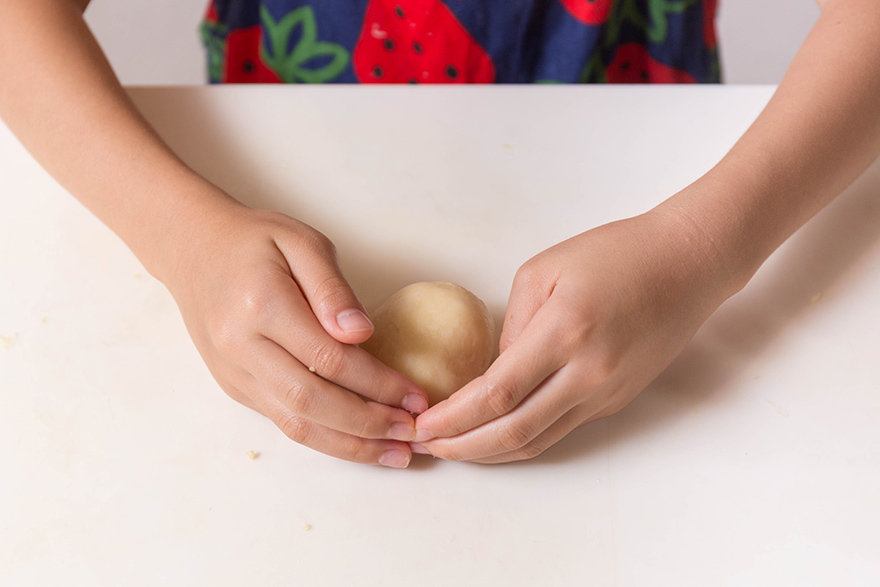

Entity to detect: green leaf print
[579,51,607,83]
[605,0,698,46]
[200,19,228,83]
[708,50,722,83]
[260,5,350,84]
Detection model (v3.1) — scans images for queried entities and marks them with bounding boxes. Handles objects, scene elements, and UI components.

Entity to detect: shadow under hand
[131,88,508,314]
[132,90,880,469]
[516,159,880,467]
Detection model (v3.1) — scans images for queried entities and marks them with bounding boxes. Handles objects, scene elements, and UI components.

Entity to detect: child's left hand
[413,202,745,463]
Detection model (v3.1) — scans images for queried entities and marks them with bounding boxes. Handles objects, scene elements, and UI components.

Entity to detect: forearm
[0,0,236,281]
[661,0,880,291]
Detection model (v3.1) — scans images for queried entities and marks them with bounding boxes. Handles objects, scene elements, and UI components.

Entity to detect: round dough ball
[361,282,495,406]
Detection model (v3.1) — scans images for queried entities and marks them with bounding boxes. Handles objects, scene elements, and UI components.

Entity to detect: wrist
[652,174,770,302]
[123,172,246,286]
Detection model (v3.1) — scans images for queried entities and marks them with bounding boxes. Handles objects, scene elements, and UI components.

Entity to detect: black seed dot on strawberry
[408,79,417,84]
[620,61,631,71]
[373,65,384,78]
[243,61,255,73]
[640,71,650,81]
[394,5,405,17]
[413,41,423,54]
[384,39,395,50]
[446,65,459,79]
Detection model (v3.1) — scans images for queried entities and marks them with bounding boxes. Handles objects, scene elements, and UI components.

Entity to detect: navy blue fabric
[203,0,720,84]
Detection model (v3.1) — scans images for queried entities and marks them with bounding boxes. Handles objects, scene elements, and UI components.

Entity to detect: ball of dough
[361,282,496,406]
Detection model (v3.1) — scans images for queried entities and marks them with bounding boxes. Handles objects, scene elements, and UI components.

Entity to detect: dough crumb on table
[246,450,259,460]
[0,332,18,351]
[302,523,312,532]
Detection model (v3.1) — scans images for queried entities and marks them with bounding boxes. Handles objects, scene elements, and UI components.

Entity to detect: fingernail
[413,428,434,443]
[409,442,431,455]
[378,450,410,469]
[402,393,428,414]
[388,421,415,442]
[336,309,373,333]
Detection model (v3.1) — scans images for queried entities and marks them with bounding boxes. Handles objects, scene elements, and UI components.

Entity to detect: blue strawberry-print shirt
[200,0,721,84]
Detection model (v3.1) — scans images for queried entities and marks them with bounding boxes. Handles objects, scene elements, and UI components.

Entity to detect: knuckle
[554,307,592,347]
[300,227,336,257]
[353,412,376,439]
[321,236,338,259]
[585,349,621,387]
[254,209,286,225]
[277,412,311,445]
[279,376,314,417]
[312,274,354,312]
[603,403,626,419]
[484,376,519,418]
[514,261,539,287]
[517,441,548,461]
[212,317,246,355]
[212,324,238,354]
[239,284,275,322]
[512,260,552,300]
[339,435,370,463]
[598,395,629,419]
[311,339,346,380]
[497,421,534,452]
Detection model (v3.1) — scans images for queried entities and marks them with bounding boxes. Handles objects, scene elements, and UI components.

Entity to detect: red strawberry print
[559,0,615,25]
[703,0,718,49]
[353,0,495,83]
[204,0,219,23]
[223,26,282,83]
[606,43,695,83]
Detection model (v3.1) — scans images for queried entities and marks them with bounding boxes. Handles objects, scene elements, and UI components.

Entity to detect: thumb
[284,231,374,345]
[499,264,554,354]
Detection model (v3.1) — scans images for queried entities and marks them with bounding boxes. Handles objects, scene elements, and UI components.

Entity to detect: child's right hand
[0,0,426,468]
[161,199,428,468]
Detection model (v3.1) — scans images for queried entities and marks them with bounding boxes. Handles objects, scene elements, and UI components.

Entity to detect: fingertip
[387,420,416,442]
[409,442,431,455]
[402,392,429,415]
[413,385,468,437]
[413,402,444,436]
[326,308,374,344]
[336,308,373,334]
[378,449,411,469]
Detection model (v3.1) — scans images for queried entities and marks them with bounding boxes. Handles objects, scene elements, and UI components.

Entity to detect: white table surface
[2,86,879,586]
